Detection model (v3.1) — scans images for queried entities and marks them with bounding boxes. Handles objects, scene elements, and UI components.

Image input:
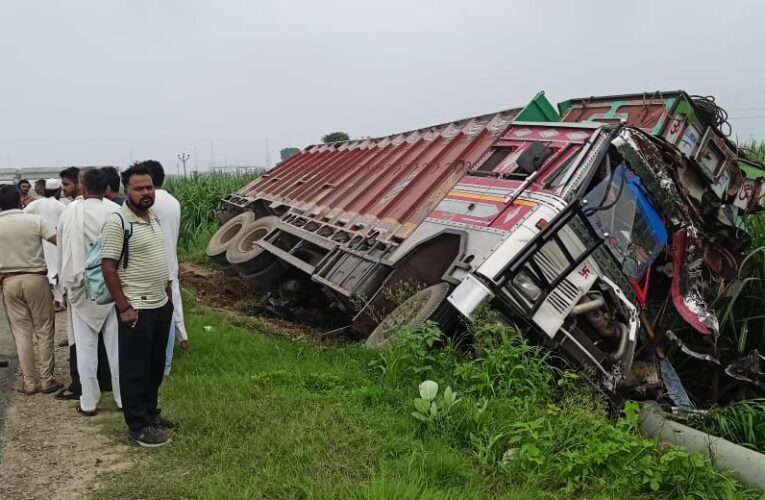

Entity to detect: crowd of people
[0,161,188,448]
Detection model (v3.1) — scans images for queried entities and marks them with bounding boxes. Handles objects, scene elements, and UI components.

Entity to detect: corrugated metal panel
[238,108,522,242]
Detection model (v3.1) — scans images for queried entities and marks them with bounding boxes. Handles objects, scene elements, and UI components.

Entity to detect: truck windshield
[584,164,667,280]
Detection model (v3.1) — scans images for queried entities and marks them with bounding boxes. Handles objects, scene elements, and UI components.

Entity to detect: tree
[280,147,300,162]
[322,131,350,143]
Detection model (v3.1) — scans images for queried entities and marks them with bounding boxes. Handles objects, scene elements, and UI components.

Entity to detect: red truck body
[234,108,521,244]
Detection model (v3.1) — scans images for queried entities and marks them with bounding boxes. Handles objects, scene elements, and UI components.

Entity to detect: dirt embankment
[179,262,354,344]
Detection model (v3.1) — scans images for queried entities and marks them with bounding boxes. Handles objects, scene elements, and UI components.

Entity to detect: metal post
[177,152,190,178]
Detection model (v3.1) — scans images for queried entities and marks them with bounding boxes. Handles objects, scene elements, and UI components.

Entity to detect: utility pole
[177,152,191,178]
[265,138,271,169]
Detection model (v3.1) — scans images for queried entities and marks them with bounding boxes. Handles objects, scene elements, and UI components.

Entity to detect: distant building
[210,165,266,176]
[0,166,116,185]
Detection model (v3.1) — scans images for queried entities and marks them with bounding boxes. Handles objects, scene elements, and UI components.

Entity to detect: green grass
[92,300,758,500]
[165,172,261,262]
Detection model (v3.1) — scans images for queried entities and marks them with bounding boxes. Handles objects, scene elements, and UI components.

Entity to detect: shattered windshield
[584,164,668,280]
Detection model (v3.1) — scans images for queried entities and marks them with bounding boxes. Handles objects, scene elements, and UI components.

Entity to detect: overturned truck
[208,91,765,408]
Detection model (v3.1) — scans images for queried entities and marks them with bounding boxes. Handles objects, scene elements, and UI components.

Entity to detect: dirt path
[0,309,129,500]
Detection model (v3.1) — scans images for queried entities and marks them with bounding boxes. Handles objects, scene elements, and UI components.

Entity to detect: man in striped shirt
[101,162,175,448]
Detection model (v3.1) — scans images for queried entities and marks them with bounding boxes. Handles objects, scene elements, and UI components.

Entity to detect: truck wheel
[207,212,255,267]
[226,216,281,274]
[365,282,455,350]
[239,260,286,290]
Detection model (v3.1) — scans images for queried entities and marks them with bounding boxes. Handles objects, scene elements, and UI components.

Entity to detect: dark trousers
[67,332,113,396]
[118,302,174,432]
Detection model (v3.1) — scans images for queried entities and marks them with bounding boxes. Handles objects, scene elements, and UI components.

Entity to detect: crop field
[91,172,764,498]
[165,172,262,262]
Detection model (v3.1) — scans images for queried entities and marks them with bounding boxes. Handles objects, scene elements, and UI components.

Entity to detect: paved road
[0,295,18,452]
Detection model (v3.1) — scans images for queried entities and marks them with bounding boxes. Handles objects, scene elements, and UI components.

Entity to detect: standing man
[35,179,46,198]
[58,169,121,416]
[59,167,80,206]
[102,167,125,206]
[24,179,66,310]
[102,162,174,447]
[0,185,62,395]
[145,161,189,375]
[54,167,82,401]
[17,179,35,207]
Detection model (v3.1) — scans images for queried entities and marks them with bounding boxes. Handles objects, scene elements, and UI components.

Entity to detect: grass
[164,172,261,262]
[700,399,765,453]
[92,299,759,499]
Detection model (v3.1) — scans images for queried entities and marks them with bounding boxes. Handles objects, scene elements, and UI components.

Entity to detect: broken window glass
[584,164,667,280]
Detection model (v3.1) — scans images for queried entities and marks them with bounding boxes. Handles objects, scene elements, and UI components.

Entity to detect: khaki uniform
[0,209,58,391]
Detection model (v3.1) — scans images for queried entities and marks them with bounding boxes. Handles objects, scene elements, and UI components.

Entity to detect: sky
[1,0,765,173]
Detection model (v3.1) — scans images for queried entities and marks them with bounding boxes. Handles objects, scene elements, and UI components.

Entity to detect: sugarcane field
[3,2,765,499]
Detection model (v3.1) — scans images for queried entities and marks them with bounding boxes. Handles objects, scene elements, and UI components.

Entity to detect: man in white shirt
[58,169,121,415]
[145,161,189,375]
[24,179,66,308]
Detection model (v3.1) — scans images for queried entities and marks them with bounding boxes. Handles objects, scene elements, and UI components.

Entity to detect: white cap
[45,178,60,190]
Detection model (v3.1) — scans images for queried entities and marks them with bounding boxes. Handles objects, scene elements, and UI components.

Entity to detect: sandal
[77,406,98,417]
[55,388,79,400]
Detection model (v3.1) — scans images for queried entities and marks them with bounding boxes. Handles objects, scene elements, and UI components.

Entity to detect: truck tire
[365,282,456,350]
[207,212,255,267]
[226,216,281,274]
[239,260,286,290]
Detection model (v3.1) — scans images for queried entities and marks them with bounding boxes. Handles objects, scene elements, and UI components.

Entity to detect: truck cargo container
[208,91,765,407]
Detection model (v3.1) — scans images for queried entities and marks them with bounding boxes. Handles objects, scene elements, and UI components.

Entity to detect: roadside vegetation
[165,172,261,262]
[692,141,765,451]
[92,298,758,499]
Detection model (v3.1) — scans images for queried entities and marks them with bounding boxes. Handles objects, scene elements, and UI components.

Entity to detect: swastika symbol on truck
[579,265,591,279]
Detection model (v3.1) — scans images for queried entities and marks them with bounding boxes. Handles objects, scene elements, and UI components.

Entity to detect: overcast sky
[2,0,764,173]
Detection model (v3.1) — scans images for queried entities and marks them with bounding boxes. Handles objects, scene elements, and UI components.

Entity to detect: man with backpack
[102,162,174,447]
[58,169,121,416]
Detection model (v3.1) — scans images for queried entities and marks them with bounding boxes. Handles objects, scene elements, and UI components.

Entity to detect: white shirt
[23,197,66,280]
[152,189,181,280]
[58,197,121,333]
[23,196,65,229]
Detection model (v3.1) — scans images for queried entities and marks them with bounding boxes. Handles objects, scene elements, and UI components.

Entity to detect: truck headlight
[513,271,542,302]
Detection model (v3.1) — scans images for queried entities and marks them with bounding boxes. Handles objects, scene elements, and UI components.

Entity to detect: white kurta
[58,197,122,411]
[152,189,188,342]
[24,197,65,285]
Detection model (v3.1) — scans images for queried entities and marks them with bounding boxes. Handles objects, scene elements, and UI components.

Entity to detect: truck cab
[419,92,763,400]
